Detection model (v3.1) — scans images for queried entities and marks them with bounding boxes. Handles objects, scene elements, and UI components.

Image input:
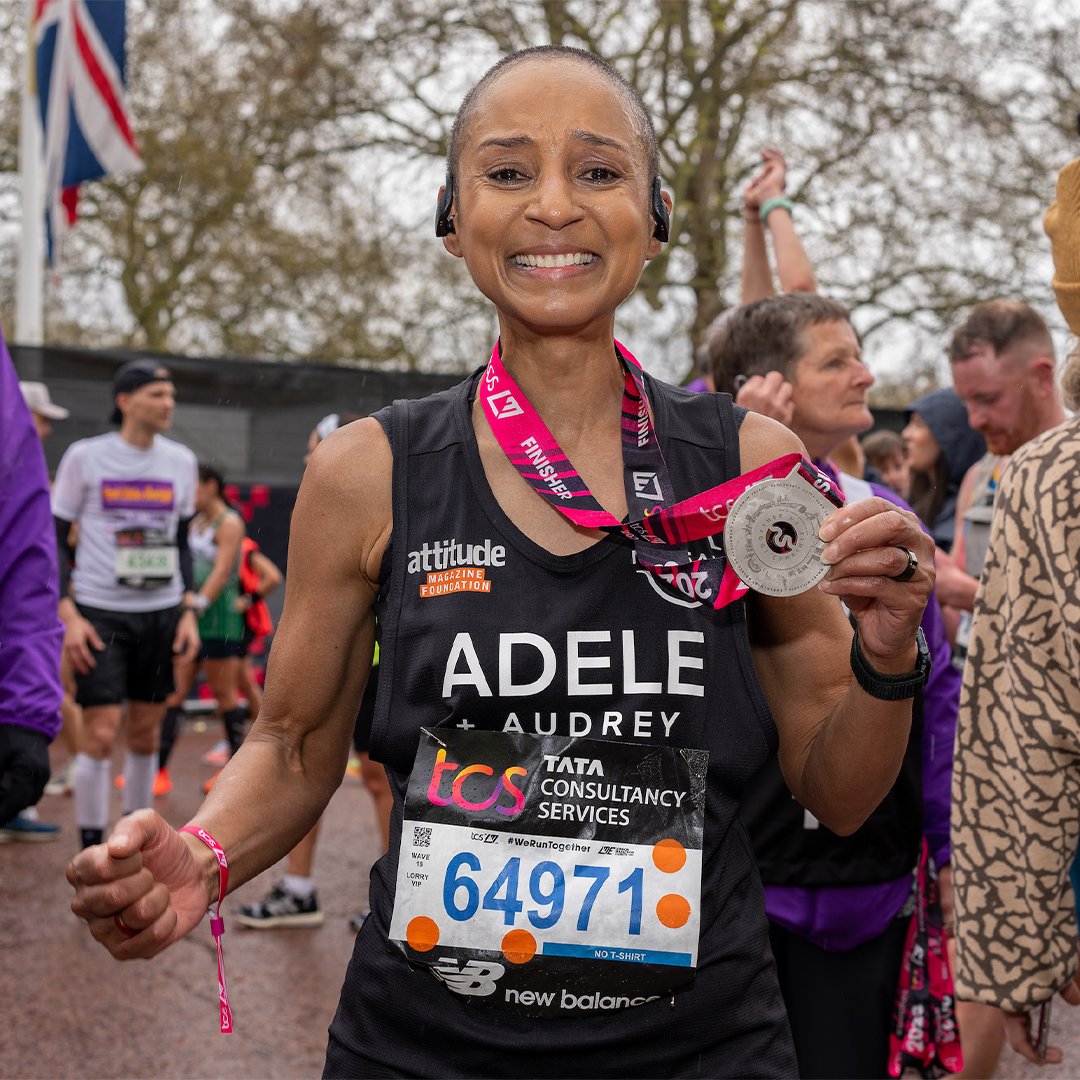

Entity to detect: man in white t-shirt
[52,361,200,848]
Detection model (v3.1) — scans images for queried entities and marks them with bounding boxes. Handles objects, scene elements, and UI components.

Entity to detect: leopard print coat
[951,416,1080,1011]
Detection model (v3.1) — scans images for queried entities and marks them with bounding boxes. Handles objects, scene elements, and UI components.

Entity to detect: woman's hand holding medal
[816,497,935,671]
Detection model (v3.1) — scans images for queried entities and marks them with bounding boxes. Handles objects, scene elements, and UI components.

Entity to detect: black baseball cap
[110,360,173,424]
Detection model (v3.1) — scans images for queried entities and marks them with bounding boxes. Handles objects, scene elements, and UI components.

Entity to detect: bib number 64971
[445,853,643,935]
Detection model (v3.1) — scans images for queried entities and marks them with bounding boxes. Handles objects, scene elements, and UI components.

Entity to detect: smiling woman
[66,45,937,1080]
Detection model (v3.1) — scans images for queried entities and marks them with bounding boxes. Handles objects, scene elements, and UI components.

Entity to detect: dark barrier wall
[10,343,464,487]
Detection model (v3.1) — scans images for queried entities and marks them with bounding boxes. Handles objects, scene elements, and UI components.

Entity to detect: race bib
[114,527,177,588]
[388,727,707,1016]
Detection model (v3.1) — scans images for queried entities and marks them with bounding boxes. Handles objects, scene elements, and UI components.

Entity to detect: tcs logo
[427,748,527,818]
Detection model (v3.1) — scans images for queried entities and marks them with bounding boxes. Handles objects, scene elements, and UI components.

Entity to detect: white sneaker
[44,763,74,796]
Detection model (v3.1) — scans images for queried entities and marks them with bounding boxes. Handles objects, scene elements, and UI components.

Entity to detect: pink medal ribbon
[179,825,234,1034]
[479,340,843,607]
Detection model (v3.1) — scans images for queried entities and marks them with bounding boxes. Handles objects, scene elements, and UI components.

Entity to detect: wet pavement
[4,720,1080,1079]
[1,721,383,1079]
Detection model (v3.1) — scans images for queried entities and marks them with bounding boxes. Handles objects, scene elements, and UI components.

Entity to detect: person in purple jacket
[709,293,960,1079]
[0,329,63,835]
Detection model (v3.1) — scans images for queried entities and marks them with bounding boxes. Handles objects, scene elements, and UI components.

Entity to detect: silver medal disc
[724,475,837,597]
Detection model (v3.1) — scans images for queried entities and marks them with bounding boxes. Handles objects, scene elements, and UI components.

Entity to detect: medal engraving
[724,476,835,597]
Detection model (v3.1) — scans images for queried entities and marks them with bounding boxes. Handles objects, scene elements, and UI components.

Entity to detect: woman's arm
[739,412,934,835]
[66,417,393,956]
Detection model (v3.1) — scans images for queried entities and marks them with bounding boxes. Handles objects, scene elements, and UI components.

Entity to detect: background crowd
[2,79,1080,1080]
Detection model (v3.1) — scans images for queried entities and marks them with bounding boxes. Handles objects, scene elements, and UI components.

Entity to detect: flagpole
[16,0,44,348]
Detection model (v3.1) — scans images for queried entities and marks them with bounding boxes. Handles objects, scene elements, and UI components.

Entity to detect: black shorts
[75,603,181,708]
[199,637,246,660]
[352,664,380,755]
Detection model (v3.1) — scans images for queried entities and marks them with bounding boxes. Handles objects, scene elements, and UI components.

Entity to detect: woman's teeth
[513,252,596,268]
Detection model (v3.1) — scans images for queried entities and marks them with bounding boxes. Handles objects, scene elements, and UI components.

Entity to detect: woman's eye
[489,167,525,184]
[583,166,618,182]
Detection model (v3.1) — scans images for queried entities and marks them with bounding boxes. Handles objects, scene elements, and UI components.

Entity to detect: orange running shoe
[201,769,222,795]
[114,774,125,790]
[153,768,173,797]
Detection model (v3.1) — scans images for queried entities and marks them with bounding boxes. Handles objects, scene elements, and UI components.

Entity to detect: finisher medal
[479,340,844,606]
[723,468,837,597]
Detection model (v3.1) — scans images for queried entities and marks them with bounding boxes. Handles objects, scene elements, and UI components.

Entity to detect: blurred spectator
[902,389,986,553]
[53,360,200,850]
[938,301,1067,669]
[19,381,69,440]
[862,428,910,500]
[830,433,881,486]
[686,147,815,393]
[235,537,282,720]
[741,147,817,303]
[926,299,1069,1076]
[21,380,82,804]
[708,293,960,1080]
[0,333,63,839]
[951,155,1080,1068]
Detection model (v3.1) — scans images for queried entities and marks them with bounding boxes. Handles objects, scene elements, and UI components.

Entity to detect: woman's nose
[526,173,584,230]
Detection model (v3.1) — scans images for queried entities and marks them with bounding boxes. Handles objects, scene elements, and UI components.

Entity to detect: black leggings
[768,915,908,1080]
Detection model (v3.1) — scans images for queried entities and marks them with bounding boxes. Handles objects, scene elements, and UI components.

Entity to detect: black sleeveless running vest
[324,372,797,1079]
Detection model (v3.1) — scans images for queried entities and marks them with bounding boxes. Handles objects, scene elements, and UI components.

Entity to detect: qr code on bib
[413,826,432,848]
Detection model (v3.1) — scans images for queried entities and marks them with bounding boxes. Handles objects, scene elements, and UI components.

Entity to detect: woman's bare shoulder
[737,409,806,471]
[300,417,393,587]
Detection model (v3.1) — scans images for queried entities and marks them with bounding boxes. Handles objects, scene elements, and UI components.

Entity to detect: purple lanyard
[479,340,842,608]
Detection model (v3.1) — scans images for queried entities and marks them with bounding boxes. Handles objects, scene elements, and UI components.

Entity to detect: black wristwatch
[850,627,931,700]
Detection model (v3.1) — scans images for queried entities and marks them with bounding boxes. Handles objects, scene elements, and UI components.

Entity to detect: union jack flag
[33,0,142,265]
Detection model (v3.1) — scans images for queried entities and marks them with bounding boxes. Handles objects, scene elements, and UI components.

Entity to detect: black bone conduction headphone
[435,172,670,242]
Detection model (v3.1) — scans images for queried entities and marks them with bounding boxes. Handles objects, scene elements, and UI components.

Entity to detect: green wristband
[759,196,795,224]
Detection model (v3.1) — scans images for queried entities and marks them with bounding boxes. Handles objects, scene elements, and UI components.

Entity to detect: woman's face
[443,58,664,341]
[901,413,941,475]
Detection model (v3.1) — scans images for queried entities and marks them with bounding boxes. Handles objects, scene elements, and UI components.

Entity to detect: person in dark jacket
[902,388,986,553]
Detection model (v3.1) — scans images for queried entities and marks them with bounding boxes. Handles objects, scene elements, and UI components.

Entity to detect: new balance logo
[487,390,524,419]
[431,958,505,997]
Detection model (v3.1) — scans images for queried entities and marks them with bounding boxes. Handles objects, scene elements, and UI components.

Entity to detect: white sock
[74,753,110,830]
[122,752,156,813]
[283,874,315,898]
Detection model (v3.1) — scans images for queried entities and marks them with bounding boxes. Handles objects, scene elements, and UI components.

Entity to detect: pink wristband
[179,825,234,1034]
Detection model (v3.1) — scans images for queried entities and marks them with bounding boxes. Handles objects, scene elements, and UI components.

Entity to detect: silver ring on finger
[890,545,918,582]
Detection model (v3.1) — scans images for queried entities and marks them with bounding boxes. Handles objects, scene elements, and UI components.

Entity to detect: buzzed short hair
[947,300,1055,366]
[447,45,660,182]
[706,293,853,394]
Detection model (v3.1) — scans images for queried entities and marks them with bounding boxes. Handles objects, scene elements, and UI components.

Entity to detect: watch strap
[850,626,931,700]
